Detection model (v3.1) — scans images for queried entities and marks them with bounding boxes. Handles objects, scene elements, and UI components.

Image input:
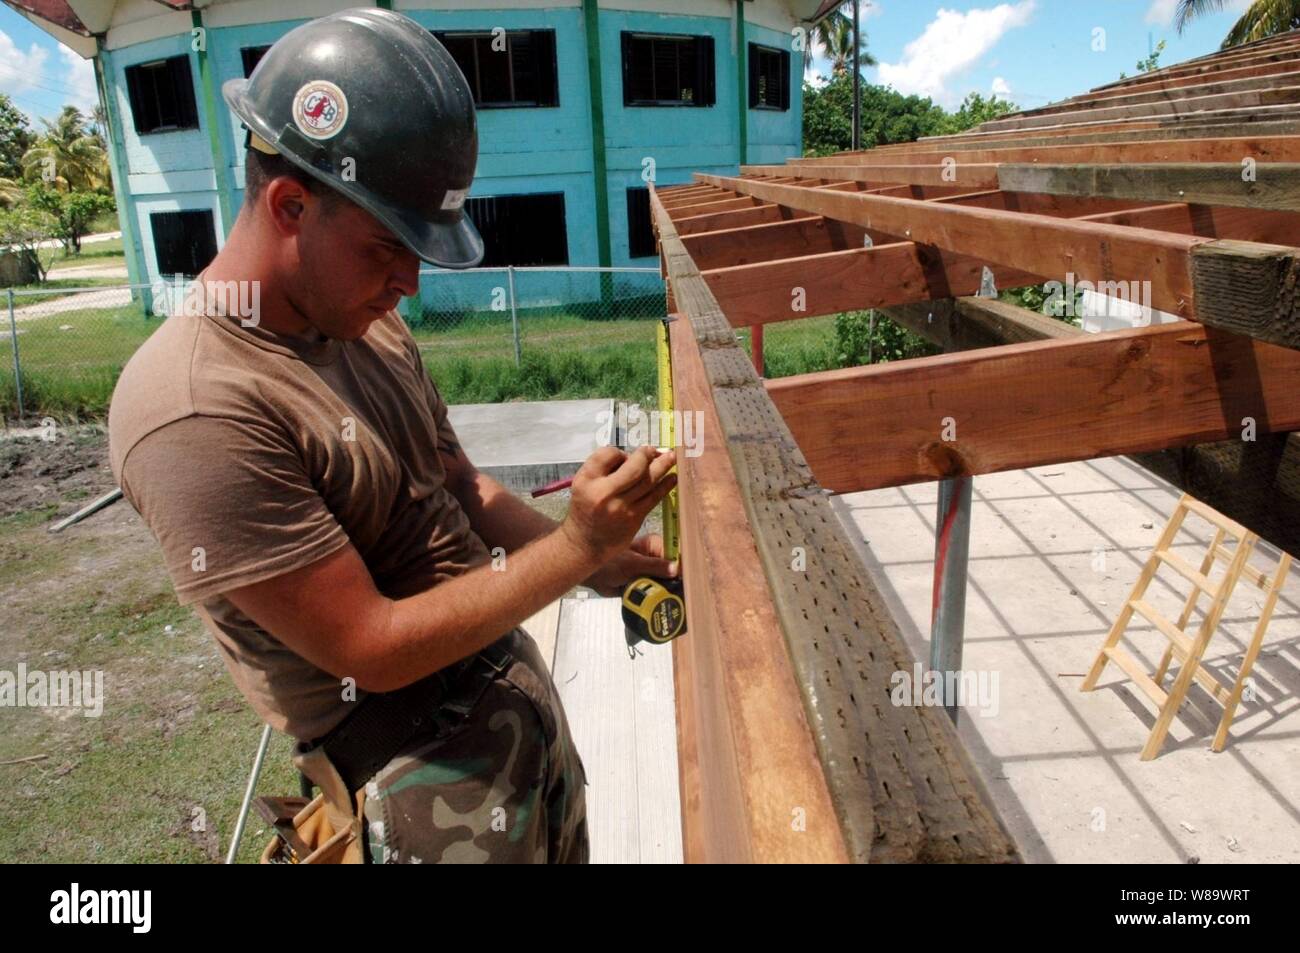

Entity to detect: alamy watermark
[150,273,261,327]
[596,403,704,458]
[0,664,104,717]
[1043,272,1153,325]
[890,663,1000,718]
[50,883,150,933]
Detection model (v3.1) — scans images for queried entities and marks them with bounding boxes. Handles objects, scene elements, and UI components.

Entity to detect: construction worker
[108,8,677,863]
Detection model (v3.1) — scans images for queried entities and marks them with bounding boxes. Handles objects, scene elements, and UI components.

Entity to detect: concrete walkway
[448,398,613,492]
[522,594,681,864]
[45,263,128,281]
[833,456,1300,863]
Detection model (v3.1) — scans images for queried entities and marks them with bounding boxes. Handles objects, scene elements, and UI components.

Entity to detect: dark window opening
[621,32,715,107]
[241,45,271,78]
[626,187,656,259]
[124,56,199,134]
[151,209,218,279]
[748,43,790,111]
[433,30,558,107]
[464,192,568,266]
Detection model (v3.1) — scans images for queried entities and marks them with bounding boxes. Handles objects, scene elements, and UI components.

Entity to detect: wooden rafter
[767,323,1300,492]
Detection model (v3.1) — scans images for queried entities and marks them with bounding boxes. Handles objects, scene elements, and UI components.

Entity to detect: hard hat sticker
[292,80,348,140]
[441,188,467,211]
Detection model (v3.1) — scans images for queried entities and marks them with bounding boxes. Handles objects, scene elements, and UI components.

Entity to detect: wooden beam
[767,323,1300,493]
[880,297,1300,562]
[680,216,869,270]
[696,172,1300,348]
[1076,202,1300,245]
[674,203,817,236]
[1028,67,1300,116]
[669,185,959,235]
[980,84,1300,134]
[999,162,1300,211]
[669,312,850,864]
[881,296,1082,351]
[701,243,1040,327]
[745,162,1001,189]
[667,195,762,215]
[1191,239,1300,348]
[694,172,1201,318]
[652,184,1018,864]
[785,133,1300,168]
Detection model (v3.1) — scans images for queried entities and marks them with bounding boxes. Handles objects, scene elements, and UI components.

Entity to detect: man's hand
[560,445,677,565]
[584,533,679,597]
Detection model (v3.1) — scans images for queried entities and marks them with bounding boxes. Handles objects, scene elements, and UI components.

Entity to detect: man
[108,8,677,864]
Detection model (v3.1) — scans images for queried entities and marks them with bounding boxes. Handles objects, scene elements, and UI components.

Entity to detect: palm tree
[20,106,109,192]
[804,5,877,77]
[0,177,23,208]
[1175,0,1300,48]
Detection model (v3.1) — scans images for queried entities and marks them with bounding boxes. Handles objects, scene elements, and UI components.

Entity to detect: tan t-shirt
[108,291,492,741]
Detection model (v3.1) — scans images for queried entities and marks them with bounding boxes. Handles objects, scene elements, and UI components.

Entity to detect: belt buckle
[480,645,512,674]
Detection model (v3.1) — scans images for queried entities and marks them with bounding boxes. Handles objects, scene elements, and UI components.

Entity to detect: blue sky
[806,0,1259,108]
[0,0,1267,125]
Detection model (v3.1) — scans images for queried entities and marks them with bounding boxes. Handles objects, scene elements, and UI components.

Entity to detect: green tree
[25,183,114,254]
[21,106,110,193]
[1176,0,1300,48]
[0,93,33,182]
[833,310,936,366]
[805,7,878,77]
[803,72,948,156]
[0,177,23,209]
[939,92,1019,134]
[0,204,60,283]
[1119,39,1166,79]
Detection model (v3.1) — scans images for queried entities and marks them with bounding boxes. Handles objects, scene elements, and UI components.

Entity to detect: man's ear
[263,176,312,238]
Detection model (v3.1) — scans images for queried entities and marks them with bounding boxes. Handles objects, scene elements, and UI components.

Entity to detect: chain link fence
[1,266,668,421]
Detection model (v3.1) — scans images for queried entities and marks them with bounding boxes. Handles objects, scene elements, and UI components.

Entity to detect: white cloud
[991,76,1012,96]
[0,29,51,104]
[0,30,99,123]
[877,3,1036,106]
[58,45,99,112]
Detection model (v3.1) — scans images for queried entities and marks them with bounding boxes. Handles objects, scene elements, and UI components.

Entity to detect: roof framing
[653,30,1300,863]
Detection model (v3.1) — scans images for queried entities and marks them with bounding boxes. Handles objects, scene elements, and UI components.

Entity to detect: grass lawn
[47,237,125,265]
[0,430,333,863]
[0,293,856,421]
[0,302,157,420]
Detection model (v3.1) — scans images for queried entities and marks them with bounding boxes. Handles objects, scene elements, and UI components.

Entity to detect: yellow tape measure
[621,576,687,651]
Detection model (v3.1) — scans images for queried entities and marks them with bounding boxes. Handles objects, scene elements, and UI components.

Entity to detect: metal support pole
[929,475,972,724]
[507,265,521,367]
[225,722,273,864]
[7,288,22,422]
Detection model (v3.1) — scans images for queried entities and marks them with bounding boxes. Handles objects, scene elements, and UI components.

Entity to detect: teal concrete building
[6,0,834,305]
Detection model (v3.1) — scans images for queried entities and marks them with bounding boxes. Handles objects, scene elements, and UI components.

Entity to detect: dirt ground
[0,423,628,863]
[0,424,290,862]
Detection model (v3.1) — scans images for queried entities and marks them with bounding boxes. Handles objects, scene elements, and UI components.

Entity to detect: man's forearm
[455,469,560,553]
[372,524,596,689]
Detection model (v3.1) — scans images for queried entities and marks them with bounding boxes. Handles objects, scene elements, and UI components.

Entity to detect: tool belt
[256,635,515,864]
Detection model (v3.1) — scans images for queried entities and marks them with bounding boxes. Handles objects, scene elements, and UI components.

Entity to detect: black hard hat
[222,7,484,268]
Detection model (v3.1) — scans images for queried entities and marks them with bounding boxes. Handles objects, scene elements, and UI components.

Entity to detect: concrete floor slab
[448,398,614,492]
[833,456,1300,864]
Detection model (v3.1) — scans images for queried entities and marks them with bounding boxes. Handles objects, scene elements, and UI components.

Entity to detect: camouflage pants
[361,628,589,863]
